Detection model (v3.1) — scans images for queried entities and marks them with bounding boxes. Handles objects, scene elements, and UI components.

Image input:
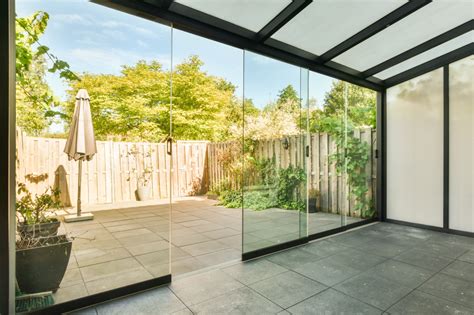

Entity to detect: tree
[66,56,243,142]
[311,80,376,133]
[16,11,79,135]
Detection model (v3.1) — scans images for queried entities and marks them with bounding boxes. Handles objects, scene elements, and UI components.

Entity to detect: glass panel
[15,1,171,311]
[307,73,377,235]
[272,0,405,56]
[449,56,473,232]
[375,31,473,80]
[386,69,444,227]
[334,0,473,71]
[242,51,307,253]
[170,28,244,274]
[175,0,291,32]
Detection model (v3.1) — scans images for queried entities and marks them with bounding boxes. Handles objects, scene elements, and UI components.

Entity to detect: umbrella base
[64,213,94,222]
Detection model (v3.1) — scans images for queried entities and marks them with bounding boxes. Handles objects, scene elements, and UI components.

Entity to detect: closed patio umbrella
[64,89,97,222]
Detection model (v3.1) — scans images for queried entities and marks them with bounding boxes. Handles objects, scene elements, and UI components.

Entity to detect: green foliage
[16,183,61,225]
[16,11,79,135]
[219,159,306,212]
[276,165,306,211]
[66,56,242,142]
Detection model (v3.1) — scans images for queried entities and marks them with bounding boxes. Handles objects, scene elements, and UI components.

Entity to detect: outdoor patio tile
[249,271,327,309]
[195,248,241,266]
[243,239,274,252]
[54,282,89,304]
[85,268,153,295]
[171,246,193,261]
[171,257,208,275]
[180,219,212,227]
[117,233,163,246]
[299,239,348,259]
[368,259,435,289]
[135,249,169,268]
[334,273,412,310]
[170,269,244,305]
[135,218,169,227]
[190,287,282,315]
[441,260,474,282]
[287,288,381,315]
[61,268,85,288]
[147,223,171,234]
[457,250,474,264]
[180,240,228,256]
[327,232,374,248]
[388,290,473,315]
[202,228,240,239]
[172,215,201,223]
[218,235,243,249]
[266,248,319,269]
[393,248,453,272]
[105,223,144,233]
[125,240,169,256]
[222,259,288,285]
[324,248,387,271]
[74,247,132,267]
[191,223,227,233]
[64,222,104,232]
[80,257,149,282]
[95,286,186,315]
[293,257,361,286]
[112,228,154,239]
[73,238,123,251]
[418,273,474,308]
[71,228,115,242]
[102,219,136,228]
[171,233,211,247]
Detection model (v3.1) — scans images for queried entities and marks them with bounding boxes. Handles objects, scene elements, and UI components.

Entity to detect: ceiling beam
[317,0,432,64]
[256,0,312,43]
[93,0,384,91]
[383,43,474,87]
[144,0,174,9]
[363,20,474,78]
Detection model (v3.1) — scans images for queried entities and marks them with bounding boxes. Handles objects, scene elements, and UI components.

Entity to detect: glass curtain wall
[242,51,308,253]
[449,56,473,233]
[307,73,377,235]
[386,69,444,227]
[14,1,172,312]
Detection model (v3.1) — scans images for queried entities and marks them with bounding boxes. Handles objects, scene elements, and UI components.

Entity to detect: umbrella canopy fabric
[64,89,97,161]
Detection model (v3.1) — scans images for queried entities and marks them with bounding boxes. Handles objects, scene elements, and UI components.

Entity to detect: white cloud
[101,20,155,38]
[53,14,93,26]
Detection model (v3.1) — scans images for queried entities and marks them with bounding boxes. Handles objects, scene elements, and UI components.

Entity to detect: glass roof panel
[375,31,473,80]
[175,0,291,32]
[271,0,407,56]
[334,0,473,71]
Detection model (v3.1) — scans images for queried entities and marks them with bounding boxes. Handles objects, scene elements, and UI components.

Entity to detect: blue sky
[17,0,335,111]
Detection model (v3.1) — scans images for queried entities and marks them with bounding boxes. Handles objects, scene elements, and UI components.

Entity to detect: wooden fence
[208,128,377,216]
[16,128,376,214]
[16,129,208,206]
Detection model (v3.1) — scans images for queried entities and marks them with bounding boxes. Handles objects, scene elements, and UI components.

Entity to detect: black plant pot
[16,235,72,293]
[308,198,318,213]
[17,220,61,238]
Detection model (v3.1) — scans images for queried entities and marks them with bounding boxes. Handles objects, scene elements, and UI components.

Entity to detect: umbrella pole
[65,159,93,222]
[77,159,82,217]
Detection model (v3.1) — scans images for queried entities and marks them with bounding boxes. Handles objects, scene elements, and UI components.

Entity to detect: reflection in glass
[242,51,307,253]
[307,73,377,235]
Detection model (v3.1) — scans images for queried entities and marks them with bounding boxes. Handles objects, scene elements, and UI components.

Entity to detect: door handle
[306,145,310,157]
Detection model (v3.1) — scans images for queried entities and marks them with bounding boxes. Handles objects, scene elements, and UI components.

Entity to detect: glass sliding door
[14,1,172,312]
[242,51,308,254]
[307,73,377,235]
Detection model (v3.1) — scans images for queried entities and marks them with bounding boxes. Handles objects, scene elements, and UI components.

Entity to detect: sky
[16,0,335,114]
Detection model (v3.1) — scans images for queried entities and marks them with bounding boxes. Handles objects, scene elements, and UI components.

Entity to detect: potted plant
[15,183,72,294]
[127,145,154,201]
[308,188,320,213]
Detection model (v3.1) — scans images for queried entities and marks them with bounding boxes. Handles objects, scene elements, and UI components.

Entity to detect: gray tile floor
[56,196,356,305]
[68,222,474,315]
